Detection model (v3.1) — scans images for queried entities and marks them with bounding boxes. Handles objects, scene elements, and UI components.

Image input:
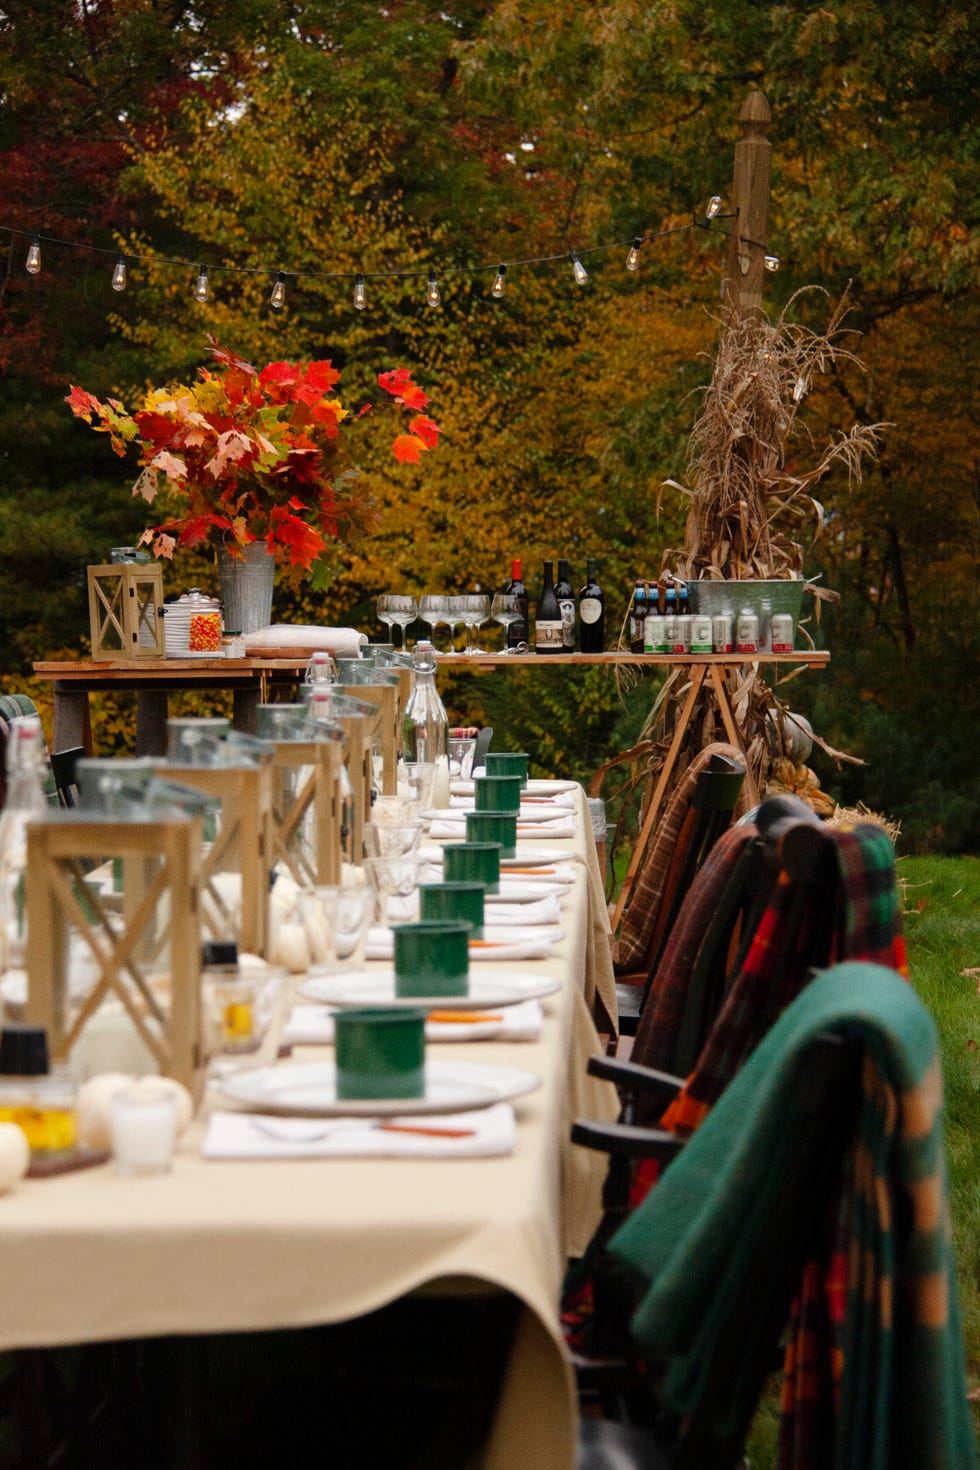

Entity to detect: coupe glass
[457,594,491,654]
[491,593,523,652]
[377,594,417,650]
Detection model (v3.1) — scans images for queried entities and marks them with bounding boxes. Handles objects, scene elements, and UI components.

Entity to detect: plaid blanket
[613,741,748,976]
[658,822,907,1139]
[611,963,976,1470]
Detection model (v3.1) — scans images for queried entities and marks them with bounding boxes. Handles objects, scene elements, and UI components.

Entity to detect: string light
[2,209,778,313]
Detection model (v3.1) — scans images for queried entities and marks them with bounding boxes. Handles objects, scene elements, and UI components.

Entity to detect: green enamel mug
[334,1008,426,1099]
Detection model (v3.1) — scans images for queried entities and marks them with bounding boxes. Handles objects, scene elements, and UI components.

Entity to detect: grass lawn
[746,853,980,1463]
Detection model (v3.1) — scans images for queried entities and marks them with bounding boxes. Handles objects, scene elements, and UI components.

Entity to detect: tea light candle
[110,1084,178,1176]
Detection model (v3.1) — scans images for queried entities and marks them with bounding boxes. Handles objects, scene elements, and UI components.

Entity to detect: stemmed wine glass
[457,594,491,654]
[376,594,417,650]
[491,593,523,652]
[417,593,449,652]
[444,596,467,656]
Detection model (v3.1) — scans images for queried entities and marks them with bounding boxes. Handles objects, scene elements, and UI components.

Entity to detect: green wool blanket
[610,962,976,1470]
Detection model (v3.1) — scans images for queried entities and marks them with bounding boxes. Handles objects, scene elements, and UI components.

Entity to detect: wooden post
[725,90,772,318]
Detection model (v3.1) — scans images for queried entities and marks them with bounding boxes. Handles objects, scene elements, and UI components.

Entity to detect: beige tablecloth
[0,784,617,1469]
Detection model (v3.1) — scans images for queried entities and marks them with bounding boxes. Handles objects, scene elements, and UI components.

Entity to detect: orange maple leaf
[409,414,441,449]
[392,434,424,464]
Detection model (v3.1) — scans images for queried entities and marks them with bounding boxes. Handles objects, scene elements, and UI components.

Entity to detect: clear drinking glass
[297,884,374,974]
[362,855,424,927]
[377,594,417,650]
[491,593,523,652]
[458,594,491,654]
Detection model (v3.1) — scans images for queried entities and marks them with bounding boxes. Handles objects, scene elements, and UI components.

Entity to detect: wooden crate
[158,762,274,957]
[340,682,400,796]
[25,812,204,1100]
[268,738,344,888]
[87,562,165,660]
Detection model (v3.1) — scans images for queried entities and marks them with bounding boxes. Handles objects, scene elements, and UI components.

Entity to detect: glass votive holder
[448,732,478,779]
[362,821,424,860]
[362,855,424,927]
[483,752,529,786]
[334,1008,426,1101]
[297,884,375,973]
[370,794,422,826]
[419,881,485,938]
[397,761,437,809]
[465,811,517,858]
[393,921,471,998]
[442,842,501,893]
[202,963,287,1066]
[110,1084,178,1176]
[473,774,523,813]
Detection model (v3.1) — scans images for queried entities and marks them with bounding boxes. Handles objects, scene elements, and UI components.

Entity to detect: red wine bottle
[556,558,576,650]
[578,557,604,652]
[534,560,564,655]
[505,557,529,649]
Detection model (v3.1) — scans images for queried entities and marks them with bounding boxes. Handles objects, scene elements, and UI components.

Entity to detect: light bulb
[626,237,642,271]
[764,254,780,273]
[353,273,367,310]
[270,271,287,309]
[570,251,588,285]
[194,264,210,303]
[26,236,41,275]
[426,270,440,307]
[705,196,723,220]
[491,264,506,298]
[111,257,127,292]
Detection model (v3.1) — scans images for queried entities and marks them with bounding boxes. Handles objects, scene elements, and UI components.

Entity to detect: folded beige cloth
[243,625,367,657]
[428,815,577,841]
[202,1105,515,1159]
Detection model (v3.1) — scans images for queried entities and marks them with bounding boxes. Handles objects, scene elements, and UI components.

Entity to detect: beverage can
[690,616,712,653]
[736,607,759,654]
[712,614,733,653]
[771,614,794,652]
[673,614,692,653]
[643,614,666,653]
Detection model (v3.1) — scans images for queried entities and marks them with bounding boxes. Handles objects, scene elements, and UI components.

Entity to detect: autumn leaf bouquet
[67,337,442,588]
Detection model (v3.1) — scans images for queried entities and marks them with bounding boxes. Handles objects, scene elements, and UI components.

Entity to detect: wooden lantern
[87,562,165,660]
[268,737,344,888]
[340,682,399,796]
[25,811,204,1099]
[159,762,274,957]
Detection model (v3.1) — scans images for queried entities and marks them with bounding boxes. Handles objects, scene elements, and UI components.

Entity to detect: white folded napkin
[496,865,578,885]
[243,625,367,658]
[428,814,576,841]
[284,999,543,1047]
[515,815,576,838]
[447,792,576,813]
[202,1104,515,1159]
[480,895,562,925]
[364,930,555,962]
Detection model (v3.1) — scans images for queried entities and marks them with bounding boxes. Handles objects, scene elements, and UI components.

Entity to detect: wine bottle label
[559,599,575,646]
[579,597,602,624]
[534,619,564,652]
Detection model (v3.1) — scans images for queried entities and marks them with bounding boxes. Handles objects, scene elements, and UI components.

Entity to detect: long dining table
[0,784,618,1468]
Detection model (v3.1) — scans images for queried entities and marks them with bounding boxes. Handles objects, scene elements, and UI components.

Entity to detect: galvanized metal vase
[216,542,275,635]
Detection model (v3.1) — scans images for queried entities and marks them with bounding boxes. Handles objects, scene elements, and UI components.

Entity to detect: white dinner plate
[450,778,578,797]
[299,969,561,1011]
[218,1059,541,1117]
[500,847,577,868]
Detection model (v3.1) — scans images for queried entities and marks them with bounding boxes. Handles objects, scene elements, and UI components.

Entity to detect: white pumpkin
[78,1072,194,1151]
[0,1121,30,1193]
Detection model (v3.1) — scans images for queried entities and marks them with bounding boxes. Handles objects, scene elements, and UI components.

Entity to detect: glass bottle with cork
[534,561,564,655]
[402,640,451,804]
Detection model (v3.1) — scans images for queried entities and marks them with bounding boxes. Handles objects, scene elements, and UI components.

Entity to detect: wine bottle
[504,557,529,650]
[555,558,576,650]
[534,561,564,655]
[578,557,604,653]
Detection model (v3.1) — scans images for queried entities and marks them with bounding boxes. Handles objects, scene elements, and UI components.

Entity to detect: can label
[771,614,794,652]
[736,610,759,653]
[690,616,712,653]
[673,614,692,653]
[712,614,733,653]
[643,614,666,653]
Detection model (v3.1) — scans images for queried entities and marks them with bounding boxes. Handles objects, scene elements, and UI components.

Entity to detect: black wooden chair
[49,746,85,808]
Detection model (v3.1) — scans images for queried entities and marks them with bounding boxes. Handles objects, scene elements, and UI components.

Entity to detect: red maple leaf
[268,507,325,570]
[206,337,256,374]
[65,385,99,419]
[399,383,429,410]
[409,413,441,449]
[392,434,424,464]
[378,368,413,397]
